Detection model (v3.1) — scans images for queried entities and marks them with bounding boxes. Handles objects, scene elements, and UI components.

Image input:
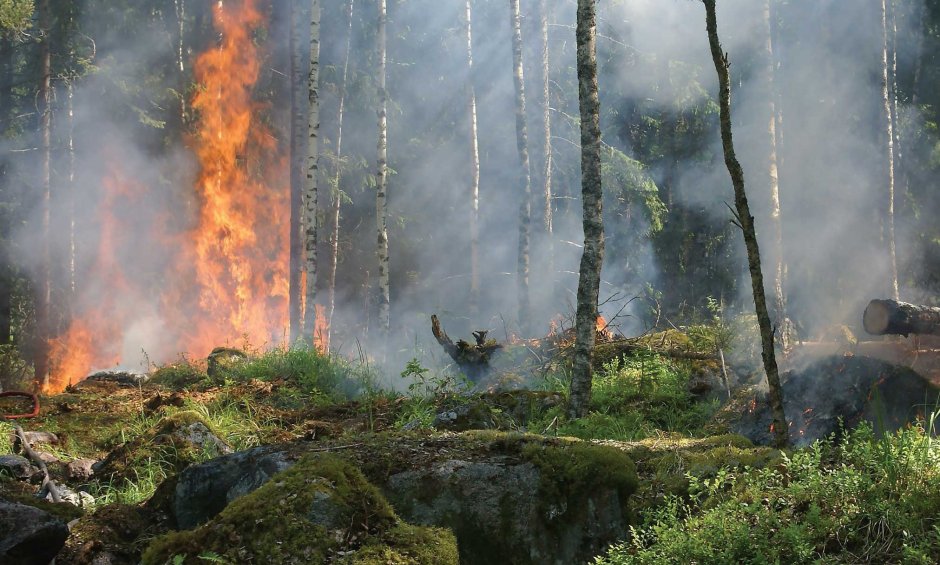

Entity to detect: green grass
[533,351,720,441]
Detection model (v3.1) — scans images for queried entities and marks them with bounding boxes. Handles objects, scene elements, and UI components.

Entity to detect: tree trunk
[509,0,531,336]
[764,0,788,351]
[35,0,52,390]
[326,0,355,350]
[302,0,321,346]
[175,0,187,124]
[703,0,788,448]
[289,0,305,343]
[538,0,554,302]
[881,0,899,300]
[568,0,604,420]
[464,0,480,318]
[376,0,390,336]
[863,299,940,337]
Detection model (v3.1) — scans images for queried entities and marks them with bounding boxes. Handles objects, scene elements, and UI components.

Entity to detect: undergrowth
[536,351,720,441]
[598,419,940,564]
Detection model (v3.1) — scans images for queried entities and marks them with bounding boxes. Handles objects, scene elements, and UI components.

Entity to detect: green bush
[598,420,940,564]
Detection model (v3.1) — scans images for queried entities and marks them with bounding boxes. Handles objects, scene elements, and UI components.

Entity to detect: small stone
[46,484,95,508]
[21,431,59,446]
[35,451,60,464]
[66,458,97,481]
[0,454,40,480]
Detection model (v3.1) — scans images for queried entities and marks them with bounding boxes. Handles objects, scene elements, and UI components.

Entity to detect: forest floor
[3,324,940,564]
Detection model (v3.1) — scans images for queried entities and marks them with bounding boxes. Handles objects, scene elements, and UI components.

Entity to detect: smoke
[8,0,927,389]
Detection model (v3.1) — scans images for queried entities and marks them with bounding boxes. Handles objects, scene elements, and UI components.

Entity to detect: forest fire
[46,0,294,392]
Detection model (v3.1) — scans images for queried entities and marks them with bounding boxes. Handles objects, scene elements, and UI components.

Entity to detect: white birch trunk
[302,0,321,344]
[881,0,899,300]
[376,0,390,335]
[465,0,480,317]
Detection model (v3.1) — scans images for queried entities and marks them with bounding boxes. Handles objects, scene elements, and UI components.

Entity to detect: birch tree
[325,0,355,349]
[289,0,306,343]
[464,0,480,317]
[568,0,603,419]
[302,0,321,345]
[881,0,899,300]
[509,0,531,335]
[703,0,788,447]
[376,0,390,335]
[538,0,554,298]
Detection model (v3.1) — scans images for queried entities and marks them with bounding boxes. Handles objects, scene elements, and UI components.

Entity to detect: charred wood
[430,315,501,381]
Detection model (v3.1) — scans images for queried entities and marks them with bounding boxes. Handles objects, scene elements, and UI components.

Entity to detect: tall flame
[47,0,298,392]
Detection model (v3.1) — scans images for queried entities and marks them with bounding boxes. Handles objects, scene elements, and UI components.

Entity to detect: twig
[12,424,61,503]
[309,443,363,453]
[718,348,731,400]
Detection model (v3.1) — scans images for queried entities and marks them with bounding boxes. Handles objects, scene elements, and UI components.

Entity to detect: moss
[149,362,207,389]
[142,455,454,565]
[341,523,458,564]
[520,439,639,512]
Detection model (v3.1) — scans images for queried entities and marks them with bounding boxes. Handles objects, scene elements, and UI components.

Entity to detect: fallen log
[863,299,940,337]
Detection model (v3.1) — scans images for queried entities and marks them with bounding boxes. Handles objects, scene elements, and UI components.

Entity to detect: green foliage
[209,346,364,404]
[598,420,940,564]
[0,0,32,34]
[0,420,13,453]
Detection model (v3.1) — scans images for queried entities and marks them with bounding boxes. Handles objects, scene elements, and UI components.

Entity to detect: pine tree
[509,0,531,336]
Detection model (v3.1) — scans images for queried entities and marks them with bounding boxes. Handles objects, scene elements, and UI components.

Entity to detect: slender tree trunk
[568,0,603,419]
[35,0,52,390]
[703,0,788,448]
[67,79,75,302]
[464,0,480,318]
[881,0,899,300]
[302,0,321,345]
[509,0,531,336]
[539,0,554,301]
[326,0,355,350]
[0,37,11,346]
[376,0,390,336]
[289,0,305,343]
[175,0,186,124]
[763,0,788,351]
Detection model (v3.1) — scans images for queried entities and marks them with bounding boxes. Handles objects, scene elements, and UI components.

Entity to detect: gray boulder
[0,499,69,565]
[168,433,637,564]
[172,445,293,529]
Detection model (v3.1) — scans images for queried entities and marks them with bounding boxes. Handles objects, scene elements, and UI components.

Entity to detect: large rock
[145,455,457,565]
[727,355,940,446]
[168,432,637,565]
[172,445,293,530]
[0,499,69,564]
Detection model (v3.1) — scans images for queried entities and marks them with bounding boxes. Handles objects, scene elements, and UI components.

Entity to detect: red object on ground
[0,391,40,419]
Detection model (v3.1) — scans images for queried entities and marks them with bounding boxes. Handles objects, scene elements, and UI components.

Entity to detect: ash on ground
[724,355,940,447]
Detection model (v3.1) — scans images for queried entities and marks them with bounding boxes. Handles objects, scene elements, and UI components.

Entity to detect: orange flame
[596,315,607,333]
[47,0,298,392]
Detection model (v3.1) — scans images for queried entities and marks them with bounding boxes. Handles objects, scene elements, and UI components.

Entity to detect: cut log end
[863,300,892,335]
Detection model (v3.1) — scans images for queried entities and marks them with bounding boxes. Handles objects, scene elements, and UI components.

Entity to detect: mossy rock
[94,410,231,483]
[206,347,248,380]
[149,362,208,390]
[142,454,457,565]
